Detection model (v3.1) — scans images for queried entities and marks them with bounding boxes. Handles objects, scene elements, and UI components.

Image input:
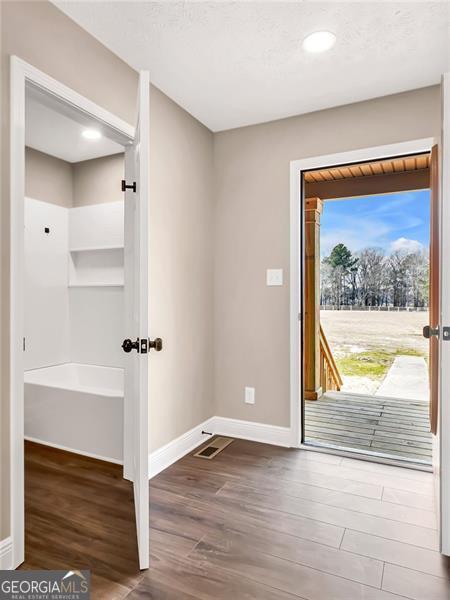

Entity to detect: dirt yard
[320,310,429,395]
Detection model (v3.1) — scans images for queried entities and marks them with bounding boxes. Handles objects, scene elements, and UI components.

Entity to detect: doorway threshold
[301,439,432,473]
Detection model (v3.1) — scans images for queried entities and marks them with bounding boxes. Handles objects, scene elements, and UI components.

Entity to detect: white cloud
[389,237,424,254]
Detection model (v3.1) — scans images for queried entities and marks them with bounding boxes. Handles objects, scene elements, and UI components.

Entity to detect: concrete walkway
[375,355,429,401]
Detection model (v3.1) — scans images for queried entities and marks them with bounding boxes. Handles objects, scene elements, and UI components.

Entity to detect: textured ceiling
[54,1,449,131]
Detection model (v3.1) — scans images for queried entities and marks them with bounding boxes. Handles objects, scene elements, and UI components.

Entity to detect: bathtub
[24,363,124,463]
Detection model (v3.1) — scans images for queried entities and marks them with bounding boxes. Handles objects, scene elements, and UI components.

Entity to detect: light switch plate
[244,386,255,404]
[266,268,283,286]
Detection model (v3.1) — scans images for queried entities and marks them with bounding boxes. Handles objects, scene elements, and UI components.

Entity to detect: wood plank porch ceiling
[304,153,431,183]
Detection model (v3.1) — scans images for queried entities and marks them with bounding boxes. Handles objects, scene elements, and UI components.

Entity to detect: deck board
[304,391,432,463]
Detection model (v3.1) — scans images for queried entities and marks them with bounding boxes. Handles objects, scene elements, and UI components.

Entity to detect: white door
[441,72,450,556]
[123,70,150,570]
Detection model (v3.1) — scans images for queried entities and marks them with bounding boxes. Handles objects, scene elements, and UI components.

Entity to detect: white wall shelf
[68,282,124,288]
[69,245,124,253]
[68,207,124,287]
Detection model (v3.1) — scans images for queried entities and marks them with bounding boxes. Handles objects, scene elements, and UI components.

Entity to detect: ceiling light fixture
[302,31,336,54]
[82,128,102,140]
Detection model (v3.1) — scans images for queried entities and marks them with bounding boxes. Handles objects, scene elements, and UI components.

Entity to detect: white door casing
[289,139,435,458]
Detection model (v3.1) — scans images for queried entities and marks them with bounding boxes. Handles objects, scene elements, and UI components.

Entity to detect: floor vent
[193,436,234,460]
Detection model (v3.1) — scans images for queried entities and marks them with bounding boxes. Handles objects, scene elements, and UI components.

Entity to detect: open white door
[123,71,150,570]
[441,72,450,556]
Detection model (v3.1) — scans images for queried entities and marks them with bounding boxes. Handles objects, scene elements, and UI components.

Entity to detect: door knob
[423,325,439,339]
[122,338,139,353]
[149,337,163,352]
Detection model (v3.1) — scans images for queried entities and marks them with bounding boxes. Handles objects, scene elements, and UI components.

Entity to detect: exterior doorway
[298,147,437,467]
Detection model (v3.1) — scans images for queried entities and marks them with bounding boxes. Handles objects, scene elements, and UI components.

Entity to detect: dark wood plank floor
[23,439,449,599]
[305,391,432,464]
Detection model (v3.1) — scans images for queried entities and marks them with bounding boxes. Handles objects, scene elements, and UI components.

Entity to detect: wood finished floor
[23,439,449,599]
[304,391,432,464]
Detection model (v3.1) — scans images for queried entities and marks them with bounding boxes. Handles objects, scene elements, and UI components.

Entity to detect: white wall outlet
[266,268,283,286]
[244,386,255,404]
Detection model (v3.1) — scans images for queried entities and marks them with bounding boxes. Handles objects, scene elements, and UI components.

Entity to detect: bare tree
[356,248,386,307]
[321,244,429,309]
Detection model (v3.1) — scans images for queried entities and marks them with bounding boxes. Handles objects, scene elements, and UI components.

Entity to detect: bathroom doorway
[10,58,152,570]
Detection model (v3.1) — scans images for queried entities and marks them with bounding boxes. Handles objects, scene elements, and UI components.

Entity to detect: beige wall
[1,1,214,539]
[149,86,214,451]
[25,147,73,207]
[73,154,124,207]
[213,86,441,427]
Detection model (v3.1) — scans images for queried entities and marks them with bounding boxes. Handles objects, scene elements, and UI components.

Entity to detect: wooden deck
[304,391,432,464]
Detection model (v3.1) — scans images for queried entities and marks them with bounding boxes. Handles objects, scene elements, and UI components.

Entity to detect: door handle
[122,337,163,353]
[122,338,139,353]
[423,325,439,339]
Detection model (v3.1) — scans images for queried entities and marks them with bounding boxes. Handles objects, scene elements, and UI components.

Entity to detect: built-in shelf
[68,282,124,288]
[69,245,124,253]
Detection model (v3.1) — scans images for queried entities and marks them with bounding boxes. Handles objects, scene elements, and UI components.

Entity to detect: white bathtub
[24,363,124,463]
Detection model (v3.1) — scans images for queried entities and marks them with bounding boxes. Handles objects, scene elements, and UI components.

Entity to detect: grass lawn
[336,347,424,381]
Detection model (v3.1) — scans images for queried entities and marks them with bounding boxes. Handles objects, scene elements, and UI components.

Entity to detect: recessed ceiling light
[302,31,336,54]
[82,128,102,140]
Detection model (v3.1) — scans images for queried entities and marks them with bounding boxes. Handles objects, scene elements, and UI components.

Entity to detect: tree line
[320,243,429,308]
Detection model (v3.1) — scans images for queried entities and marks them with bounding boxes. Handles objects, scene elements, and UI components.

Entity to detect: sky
[320,190,430,258]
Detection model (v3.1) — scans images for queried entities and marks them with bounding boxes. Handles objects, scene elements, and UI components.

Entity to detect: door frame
[9,56,136,568]
[289,137,435,452]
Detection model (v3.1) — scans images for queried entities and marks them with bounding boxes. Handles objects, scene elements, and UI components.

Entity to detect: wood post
[304,197,323,401]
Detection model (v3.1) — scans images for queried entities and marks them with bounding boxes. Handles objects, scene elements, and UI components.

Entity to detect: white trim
[289,137,434,451]
[0,537,13,570]
[212,416,291,447]
[440,73,450,556]
[13,56,134,140]
[148,416,292,479]
[9,56,135,570]
[24,437,123,466]
[149,418,215,479]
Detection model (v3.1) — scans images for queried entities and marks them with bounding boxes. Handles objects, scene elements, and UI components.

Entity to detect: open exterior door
[441,72,450,556]
[123,71,150,570]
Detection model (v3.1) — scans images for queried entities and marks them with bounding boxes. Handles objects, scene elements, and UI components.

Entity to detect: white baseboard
[148,415,291,478]
[0,537,13,569]
[210,416,292,447]
[149,417,214,479]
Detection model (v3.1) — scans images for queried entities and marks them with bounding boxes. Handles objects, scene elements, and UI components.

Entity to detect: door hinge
[23,337,26,351]
[121,180,137,193]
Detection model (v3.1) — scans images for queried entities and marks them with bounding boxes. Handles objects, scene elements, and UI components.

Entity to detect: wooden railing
[319,325,343,393]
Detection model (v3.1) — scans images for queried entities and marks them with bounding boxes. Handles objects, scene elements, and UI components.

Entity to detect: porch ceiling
[304,153,430,183]
[304,152,431,200]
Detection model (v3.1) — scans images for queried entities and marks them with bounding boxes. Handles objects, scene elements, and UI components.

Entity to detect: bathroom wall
[25,147,73,208]
[72,154,124,206]
[25,146,125,371]
[69,202,125,368]
[24,198,70,370]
